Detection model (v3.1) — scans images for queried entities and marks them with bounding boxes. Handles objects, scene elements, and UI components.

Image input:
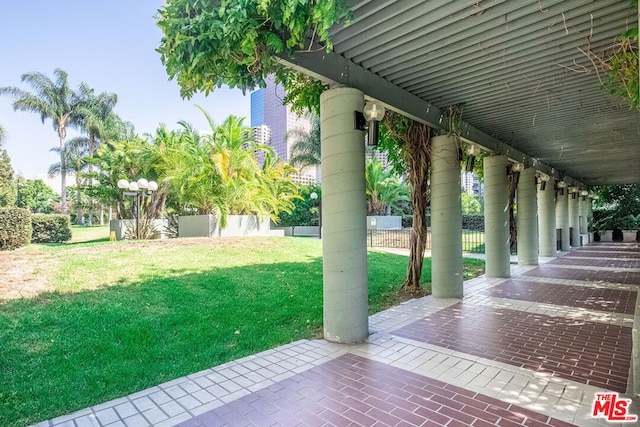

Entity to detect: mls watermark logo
[592,392,638,422]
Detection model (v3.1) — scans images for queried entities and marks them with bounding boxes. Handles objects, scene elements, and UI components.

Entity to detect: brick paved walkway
[34,242,639,427]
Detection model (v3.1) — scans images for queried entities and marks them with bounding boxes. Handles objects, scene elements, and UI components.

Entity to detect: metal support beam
[280,49,585,188]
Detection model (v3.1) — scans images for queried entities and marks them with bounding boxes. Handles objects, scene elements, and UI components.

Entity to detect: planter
[599,230,613,242]
[109,219,168,240]
[622,230,638,242]
[178,215,271,238]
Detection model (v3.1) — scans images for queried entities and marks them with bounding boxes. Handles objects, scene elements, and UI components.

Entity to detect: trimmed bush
[462,215,485,231]
[0,207,32,250]
[31,214,72,243]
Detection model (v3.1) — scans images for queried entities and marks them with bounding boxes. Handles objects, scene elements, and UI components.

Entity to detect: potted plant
[593,215,615,242]
[620,214,640,242]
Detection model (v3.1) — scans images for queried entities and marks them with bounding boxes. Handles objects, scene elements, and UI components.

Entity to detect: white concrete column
[484,155,511,278]
[320,87,368,343]
[569,192,580,247]
[579,194,588,235]
[538,179,556,257]
[556,188,570,251]
[431,135,463,298]
[517,168,538,265]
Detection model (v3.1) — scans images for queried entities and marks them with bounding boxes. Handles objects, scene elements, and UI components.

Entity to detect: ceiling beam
[280,49,586,188]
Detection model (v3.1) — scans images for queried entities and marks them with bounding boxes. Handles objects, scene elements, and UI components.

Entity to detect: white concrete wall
[366,216,402,230]
[178,215,271,238]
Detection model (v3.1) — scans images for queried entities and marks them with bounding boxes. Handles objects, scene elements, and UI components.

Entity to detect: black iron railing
[367,228,485,253]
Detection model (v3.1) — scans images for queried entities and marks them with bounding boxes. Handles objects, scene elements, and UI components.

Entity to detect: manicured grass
[69,224,110,243]
[0,237,484,426]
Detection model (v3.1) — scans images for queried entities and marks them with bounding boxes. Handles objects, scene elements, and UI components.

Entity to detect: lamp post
[310,191,322,239]
[117,178,158,240]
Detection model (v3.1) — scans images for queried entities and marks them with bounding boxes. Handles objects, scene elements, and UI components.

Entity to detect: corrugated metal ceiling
[325,0,640,185]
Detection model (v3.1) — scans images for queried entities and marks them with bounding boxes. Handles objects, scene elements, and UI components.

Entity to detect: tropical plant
[287,113,321,171]
[365,159,409,216]
[278,183,321,229]
[0,69,87,213]
[76,87,119,225]
[49,137,90,224]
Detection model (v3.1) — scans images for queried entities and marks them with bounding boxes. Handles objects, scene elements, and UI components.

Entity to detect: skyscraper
[250,76,318,183]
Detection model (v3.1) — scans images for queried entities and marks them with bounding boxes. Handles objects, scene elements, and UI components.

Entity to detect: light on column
[580,189,589,201]
[569,186,578,199]
[511,162,524,186]
[362,101,386,146]
[557,180,567,195]
[117,179,129,189]
[538,172,550,191]
[465,144,477,172]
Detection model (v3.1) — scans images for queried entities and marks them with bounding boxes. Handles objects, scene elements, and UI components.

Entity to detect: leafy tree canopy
[156,0,350,112]
[461,192,482,215]
[17,179,59,214]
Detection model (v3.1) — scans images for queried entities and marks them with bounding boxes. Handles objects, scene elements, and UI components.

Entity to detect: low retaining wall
[178,215,271,238]
[109,219,168,240]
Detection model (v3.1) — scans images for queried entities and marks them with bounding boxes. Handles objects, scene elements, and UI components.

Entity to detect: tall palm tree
[0,69,86,213]
[287,113,320,171]
[76,87,118,224]
[49,137,90,223]
[0,124,6,145]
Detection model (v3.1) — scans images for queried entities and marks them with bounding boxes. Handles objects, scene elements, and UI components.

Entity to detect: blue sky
[0,1,251,184]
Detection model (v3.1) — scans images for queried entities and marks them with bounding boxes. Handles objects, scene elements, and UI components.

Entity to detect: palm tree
[287,113,320,171]
[0,124,6,145]
[76,87,118,224]
[49,137,90,224]
[0,69,86,213]
[365,159,409,216]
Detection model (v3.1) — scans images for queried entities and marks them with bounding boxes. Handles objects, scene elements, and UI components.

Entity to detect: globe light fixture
[557,180,567,195]
[117,177,158,240]
[362,101,386,146]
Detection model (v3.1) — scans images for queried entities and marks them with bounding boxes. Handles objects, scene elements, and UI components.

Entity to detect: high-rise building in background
[461,171,483,196]
[250,76,318,183]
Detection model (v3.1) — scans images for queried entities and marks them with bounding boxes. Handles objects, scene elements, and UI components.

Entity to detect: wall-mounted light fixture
[592,194,599,201]
[538,172,550,191]
[466,144,477,172]
[511,162,524,187]
[355,101,386,146]
[363,101,386,146]
[569,186,578,199]
[556,180,567,196]
[580,189,589,201]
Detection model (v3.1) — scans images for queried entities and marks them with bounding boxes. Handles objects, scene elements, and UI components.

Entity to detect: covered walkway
[38,242,638,427]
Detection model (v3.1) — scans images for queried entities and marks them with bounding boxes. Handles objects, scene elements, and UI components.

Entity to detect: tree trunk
[76,187,83,225]
[108,205,112,222]
[401,122,431,293]
[59,131,67,214]
[88,133,97,226]
[100,205,105,225]
[508,171,518,252]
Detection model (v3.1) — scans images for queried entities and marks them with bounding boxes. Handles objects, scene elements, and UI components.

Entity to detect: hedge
[0,207,32,250]
[31,214,72,243]
[420,214,485,231]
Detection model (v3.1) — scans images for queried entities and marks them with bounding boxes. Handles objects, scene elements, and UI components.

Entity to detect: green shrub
[0,207,32,250]
[31,214,72,243]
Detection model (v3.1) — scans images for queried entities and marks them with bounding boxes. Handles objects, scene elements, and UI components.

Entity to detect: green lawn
[69,224,111,243]
[0,237,484,426]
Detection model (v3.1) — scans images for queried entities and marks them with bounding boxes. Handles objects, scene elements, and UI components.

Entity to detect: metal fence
[367,228,485,253]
